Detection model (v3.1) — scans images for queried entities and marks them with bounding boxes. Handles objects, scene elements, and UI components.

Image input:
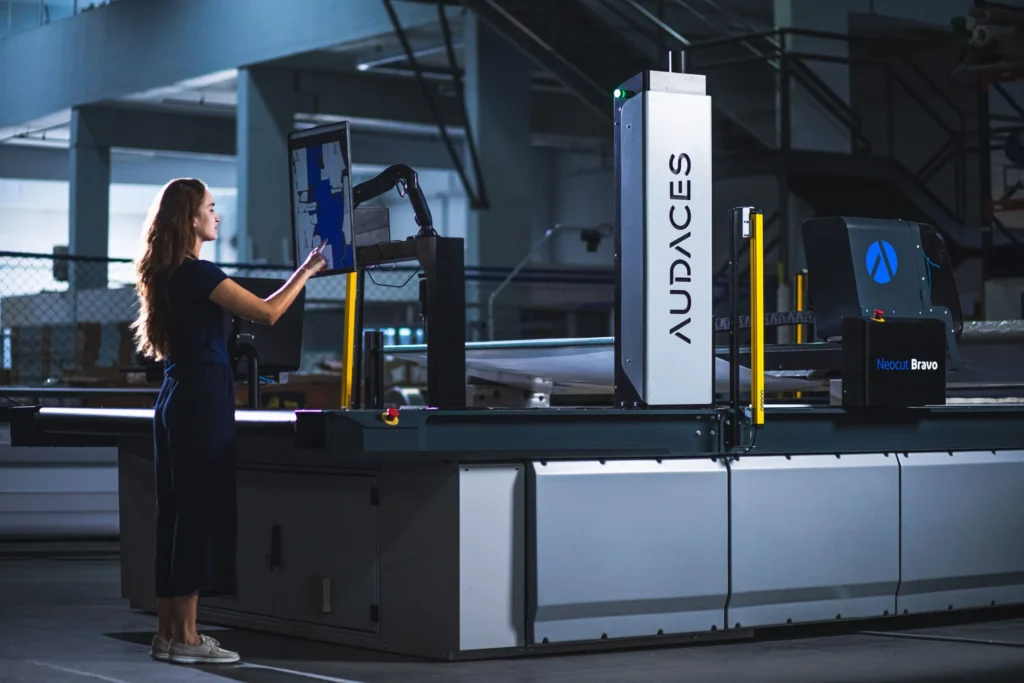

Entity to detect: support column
[69,106,111,290]
[773,0,851,338]
[463,12,534,268]
[774,0,852,154]
[237,67,296,265]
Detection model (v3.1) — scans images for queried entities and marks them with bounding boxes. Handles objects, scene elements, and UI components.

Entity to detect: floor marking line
[27,660,137,683]
[240,662,368,683]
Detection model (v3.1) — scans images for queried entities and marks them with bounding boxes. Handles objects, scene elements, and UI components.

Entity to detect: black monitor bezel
[287,121,357,278]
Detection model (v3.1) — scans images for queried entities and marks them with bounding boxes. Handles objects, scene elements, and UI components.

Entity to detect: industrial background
[4,1,1024,682]
[2,0,1022,389]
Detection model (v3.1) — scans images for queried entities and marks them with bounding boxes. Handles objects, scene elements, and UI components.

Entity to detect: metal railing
[0,0,113,40]
[682,28,969,225]
[453,2,973,267]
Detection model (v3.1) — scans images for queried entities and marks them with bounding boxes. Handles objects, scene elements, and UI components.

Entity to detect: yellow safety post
[340,271,358,409]
[749,210,765,427]
[794,269,807,344]
[794,269,807,400]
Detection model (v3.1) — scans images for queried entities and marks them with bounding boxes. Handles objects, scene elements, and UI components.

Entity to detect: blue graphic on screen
[291,140,354,273]
[865,240,898,284]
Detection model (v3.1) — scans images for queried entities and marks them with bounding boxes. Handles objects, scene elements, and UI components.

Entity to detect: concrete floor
[5,547,1024,682]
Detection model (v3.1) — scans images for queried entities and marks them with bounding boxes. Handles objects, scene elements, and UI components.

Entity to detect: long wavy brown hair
[130,178,207,361]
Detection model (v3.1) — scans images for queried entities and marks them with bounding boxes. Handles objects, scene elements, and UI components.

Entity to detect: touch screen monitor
[288,121,357,275]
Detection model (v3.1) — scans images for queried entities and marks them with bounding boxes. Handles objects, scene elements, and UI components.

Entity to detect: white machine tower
[614,60,715,408]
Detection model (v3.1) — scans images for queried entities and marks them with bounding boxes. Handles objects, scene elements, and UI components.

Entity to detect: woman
[131,178,327,665]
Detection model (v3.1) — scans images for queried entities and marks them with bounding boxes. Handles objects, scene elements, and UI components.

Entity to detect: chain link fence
[0,251,615,387]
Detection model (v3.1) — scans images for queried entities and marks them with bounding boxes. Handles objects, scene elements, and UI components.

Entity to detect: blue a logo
[865,240,898,284]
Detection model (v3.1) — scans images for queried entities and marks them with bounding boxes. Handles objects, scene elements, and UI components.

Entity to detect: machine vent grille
[305,577,331,614]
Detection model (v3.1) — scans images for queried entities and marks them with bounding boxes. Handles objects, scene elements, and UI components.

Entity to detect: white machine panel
[532,459,727,643]
[459,465,526,651]
[0,446,118,538]
[729,454,900,628]
[899,450,1024,613]
[643,89,713,407]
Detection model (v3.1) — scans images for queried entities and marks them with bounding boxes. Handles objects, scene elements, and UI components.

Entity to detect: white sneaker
[167,634,240,664]
[150,635,171,661]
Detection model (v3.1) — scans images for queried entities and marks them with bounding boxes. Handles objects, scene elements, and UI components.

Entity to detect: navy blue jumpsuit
[153,256,237,598]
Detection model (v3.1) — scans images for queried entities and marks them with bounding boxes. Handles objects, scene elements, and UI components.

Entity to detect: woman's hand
[301,244,328,276]
[214,242,329,325]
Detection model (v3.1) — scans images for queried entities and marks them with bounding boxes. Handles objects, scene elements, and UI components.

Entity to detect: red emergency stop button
[381,407,399,426]
[874,309,884,317]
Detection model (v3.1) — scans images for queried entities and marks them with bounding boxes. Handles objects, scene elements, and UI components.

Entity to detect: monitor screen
[225,277,305,376]
[288,121,357,275]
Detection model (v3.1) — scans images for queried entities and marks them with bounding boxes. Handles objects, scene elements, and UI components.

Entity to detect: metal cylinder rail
[729,207,742,449]
[246,352,260,410]
[668,49,686,73]
[363,329,386,411]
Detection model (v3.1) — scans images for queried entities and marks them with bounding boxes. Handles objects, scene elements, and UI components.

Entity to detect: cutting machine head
[801,216,963,368]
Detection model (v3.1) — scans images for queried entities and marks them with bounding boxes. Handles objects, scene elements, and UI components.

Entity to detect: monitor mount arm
[228,318,261,410]
[352,164,437,237]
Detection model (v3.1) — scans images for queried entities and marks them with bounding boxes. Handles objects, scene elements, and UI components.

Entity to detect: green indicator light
[614,88,636,99]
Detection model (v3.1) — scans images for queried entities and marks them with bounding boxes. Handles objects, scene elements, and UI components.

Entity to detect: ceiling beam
[0,128,465,184]
[125,67,609,142]
[20,103,468,169]
[0,0,441,129]
[65,64,610,151]
[292,68,610,141]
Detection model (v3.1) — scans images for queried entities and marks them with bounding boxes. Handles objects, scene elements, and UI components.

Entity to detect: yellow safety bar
[340,271,358,409]
[793,269,807,400]
[794,269,807,344]
[749,210,765,427]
